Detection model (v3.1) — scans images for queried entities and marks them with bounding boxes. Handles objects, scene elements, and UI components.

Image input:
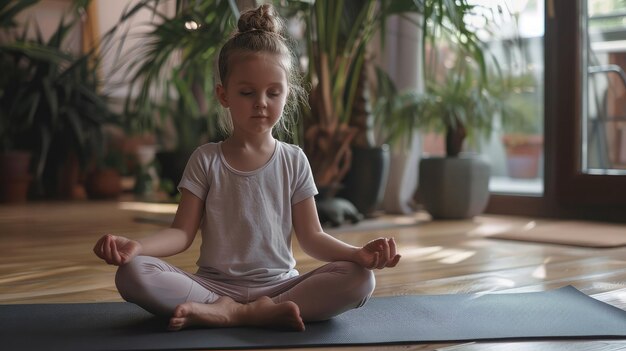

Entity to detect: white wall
[372,15,424,214]
[96,0,175,100]
[14,0,81,54]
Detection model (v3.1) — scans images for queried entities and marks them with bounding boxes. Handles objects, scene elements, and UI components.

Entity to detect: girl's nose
[255,97,267,109]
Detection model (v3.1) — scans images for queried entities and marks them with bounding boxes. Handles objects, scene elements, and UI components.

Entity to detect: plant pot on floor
[418,155,490,219]
[156,148,195,196]
[85,168,122,199]
[502,134,543,179]
[337,145,390,217]
[0,151,32,203]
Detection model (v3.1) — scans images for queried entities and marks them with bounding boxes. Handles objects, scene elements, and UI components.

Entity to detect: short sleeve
[291,148,318,205]
[177,147,210,200]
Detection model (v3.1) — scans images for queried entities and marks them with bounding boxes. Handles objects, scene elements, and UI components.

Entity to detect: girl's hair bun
[237,4,283,34]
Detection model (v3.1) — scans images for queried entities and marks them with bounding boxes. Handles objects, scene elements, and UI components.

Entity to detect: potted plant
[85,144,125,200]
[416,54,504,219]
[296,0,483,217]
[411,37,537,218]
[348,2,526,220]
[107,0,238,197]
[0,4,31,202]
[83,126,129,200]
[0,0,115,200]
[0,0,37,202]
[298,0,378,194]
[500,72,543,179]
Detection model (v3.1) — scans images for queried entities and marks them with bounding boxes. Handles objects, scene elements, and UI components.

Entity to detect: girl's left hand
[354,237,401,270]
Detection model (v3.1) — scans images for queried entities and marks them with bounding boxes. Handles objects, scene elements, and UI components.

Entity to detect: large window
[428,0,626,217]
[480,0,546,196]
[420,1,546,196]
[583,0,626,175]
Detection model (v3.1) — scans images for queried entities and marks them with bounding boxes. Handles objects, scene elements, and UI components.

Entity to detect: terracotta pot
[85,168,122,199]
[502,134,544,179]
[0,151,32,203]
[0,177,32,203]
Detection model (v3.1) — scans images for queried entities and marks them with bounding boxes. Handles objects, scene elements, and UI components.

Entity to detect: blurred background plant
[288,0,486,193]
[0,0,117,200]
[371,3,535,159]
[104,0,239,196]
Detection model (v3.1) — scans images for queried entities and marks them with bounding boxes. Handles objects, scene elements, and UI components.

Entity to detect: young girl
[93,4,400,332]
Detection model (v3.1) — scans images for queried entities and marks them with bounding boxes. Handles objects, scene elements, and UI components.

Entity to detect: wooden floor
[1,199,626,350]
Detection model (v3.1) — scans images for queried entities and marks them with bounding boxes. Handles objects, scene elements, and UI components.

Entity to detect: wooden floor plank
[1,200,626,350]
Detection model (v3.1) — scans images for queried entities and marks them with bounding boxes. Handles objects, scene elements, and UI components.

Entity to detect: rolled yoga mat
[1,286,625,351]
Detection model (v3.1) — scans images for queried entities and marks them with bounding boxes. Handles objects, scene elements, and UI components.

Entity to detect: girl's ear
[216,84,228,107]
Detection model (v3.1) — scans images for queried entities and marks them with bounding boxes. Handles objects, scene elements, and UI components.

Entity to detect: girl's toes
[168,317,185,331]
[172,305,186,318]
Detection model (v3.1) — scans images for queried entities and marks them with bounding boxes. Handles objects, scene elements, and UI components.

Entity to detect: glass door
[583,1,626,175]
[486,0,546,196]
[486,0,626,218]
[551,0,626,208]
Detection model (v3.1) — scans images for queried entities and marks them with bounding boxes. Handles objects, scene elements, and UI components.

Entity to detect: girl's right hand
[93,234,142,266]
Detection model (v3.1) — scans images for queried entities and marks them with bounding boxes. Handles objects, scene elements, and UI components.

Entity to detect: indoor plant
[296,0,483,216]
[0,0,115,199]
[500,72,543,179]
[412,45,521,218]
[300,0,392,215]
[416,56,502,219]
[0,0,39,202]
[109,0,238,195]
[359,2,527,219]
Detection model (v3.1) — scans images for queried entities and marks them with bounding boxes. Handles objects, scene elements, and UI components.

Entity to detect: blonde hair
[216,4,306,138]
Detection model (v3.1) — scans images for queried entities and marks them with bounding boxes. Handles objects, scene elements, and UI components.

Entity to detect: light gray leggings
[115,256,375,321]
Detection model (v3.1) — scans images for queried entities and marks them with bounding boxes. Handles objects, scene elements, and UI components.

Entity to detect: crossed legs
[115,256,375,331]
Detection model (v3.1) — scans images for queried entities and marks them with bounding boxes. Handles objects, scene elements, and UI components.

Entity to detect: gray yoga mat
[1,286,626,351]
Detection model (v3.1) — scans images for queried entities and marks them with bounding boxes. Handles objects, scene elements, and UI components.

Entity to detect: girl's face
[217,53,289,137]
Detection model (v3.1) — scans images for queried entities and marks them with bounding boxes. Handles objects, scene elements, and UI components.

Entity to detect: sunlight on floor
[468,219,538,237]
[470,278,518,297]
[439,250,476,264]
[468,222,515,236]
[118,202,178,214]
[531,257,552,279]
[400,245,476,264]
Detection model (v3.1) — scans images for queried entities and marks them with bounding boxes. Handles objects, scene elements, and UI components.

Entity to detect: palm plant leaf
[113,0,236,149]
[1,0,116,196]
[0,0,37,29]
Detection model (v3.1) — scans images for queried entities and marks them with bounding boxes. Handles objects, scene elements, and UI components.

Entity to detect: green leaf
[0,0,38,29]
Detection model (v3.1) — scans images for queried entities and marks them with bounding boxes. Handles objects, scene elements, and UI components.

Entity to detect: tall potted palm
[297,0,483,216]
[356,1,526,219]
[298,0,391,218]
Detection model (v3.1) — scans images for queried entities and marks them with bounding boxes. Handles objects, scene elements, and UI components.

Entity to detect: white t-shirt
[178,140,318,286]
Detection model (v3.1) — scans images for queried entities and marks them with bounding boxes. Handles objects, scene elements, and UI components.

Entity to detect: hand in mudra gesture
[93,234,142,266]
[355,237,401,270]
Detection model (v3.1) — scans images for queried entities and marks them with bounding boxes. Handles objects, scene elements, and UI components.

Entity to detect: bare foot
[167,296,304,332]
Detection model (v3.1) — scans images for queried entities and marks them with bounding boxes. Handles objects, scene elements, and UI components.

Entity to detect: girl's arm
[292,197,400,269]
[138,188,204,256]
[94,188,204,265]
